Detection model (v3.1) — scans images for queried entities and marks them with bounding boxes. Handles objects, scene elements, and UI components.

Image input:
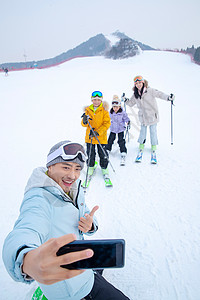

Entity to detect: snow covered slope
[0,50,200,300]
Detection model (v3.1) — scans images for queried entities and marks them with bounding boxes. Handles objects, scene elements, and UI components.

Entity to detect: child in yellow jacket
[81,91,111,182]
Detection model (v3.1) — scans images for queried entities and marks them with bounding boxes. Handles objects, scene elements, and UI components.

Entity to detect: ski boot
[151,145,157,164]
[151,151,157,164]
[101,168,113,187]
[135,150,143,163]
[135,143,144,163]
[120,152,126,166]
[82,162,98,188]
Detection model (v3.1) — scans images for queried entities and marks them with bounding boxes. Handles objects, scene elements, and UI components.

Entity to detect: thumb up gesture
[78,206,99,233]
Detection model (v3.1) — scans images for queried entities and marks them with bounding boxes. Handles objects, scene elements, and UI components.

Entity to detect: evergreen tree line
[194,47,200,63]
[183,45,200,63]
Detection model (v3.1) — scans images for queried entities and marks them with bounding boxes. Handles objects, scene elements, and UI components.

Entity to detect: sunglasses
[91,91,103,98]
[134,76,144,83]
[47,142,87,165]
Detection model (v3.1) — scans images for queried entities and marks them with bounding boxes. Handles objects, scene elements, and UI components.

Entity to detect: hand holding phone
[56,239,125,270]
[22,234,94,284]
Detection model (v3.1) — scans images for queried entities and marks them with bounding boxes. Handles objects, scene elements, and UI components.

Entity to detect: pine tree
[194,47,200,63]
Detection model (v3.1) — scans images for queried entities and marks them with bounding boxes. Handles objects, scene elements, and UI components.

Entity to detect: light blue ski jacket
[2,167,98,300]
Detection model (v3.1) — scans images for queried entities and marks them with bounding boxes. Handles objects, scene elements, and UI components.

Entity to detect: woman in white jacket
[125,75,174,163]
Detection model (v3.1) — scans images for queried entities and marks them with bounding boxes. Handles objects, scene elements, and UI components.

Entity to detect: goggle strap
[47,148,63,164]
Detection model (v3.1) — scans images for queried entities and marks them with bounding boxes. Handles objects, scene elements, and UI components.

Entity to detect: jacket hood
[83,101,109,112]
[24,167,79,202]
[144,79,148,88]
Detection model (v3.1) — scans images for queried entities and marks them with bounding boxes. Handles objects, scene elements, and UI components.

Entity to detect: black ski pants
[84,272,130,300]
[86,143,108,169]
[107,131,127,153]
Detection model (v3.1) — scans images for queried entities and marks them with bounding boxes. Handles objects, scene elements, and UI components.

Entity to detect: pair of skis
[82,162,113,189]
[135,151,157,164]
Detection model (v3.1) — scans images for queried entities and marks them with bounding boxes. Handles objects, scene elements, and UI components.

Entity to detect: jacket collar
[89,102,103,112]
[24,167,79,203]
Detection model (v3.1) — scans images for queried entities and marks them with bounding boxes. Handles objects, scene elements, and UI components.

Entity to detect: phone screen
[57,239,125,269]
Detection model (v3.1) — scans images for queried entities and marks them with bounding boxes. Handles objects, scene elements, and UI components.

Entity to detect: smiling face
[92,98,102,108]
[47,162,81,193]
[135,81,144,91]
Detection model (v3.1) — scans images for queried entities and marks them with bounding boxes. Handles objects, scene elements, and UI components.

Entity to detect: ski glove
[124,97,129,103]
[127,121,131,129]
[168,93,175,101]
[121,93,129,103]
[82,113,89,125]
[89,129,99,138]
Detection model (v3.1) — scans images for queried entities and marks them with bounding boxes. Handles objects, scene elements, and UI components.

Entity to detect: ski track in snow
[0,50,200,300]
[82,141,200,300]
[83,145,198,300]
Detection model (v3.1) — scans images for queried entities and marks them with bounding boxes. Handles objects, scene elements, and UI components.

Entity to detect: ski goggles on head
[112,100,121,106]
[91,91,103,98]
[134,75,144,83]
[47,142,87,165]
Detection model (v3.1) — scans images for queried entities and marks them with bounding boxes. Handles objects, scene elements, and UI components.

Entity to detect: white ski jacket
[127,82,169,126]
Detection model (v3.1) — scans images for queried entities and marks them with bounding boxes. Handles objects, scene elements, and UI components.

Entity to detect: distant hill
[0,31,155,71]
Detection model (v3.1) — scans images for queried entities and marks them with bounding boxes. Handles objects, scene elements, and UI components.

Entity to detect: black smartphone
[56,239,125,270]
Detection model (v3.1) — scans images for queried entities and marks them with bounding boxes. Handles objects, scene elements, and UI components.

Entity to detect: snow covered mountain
[0,50,200,300]
[0,31,154,69]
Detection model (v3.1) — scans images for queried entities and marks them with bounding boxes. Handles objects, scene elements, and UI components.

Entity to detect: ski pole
[124,103,130,143]
[87,120,116,173]
[121,92,126,112]
[84,136,93,191]
[124,99,127,112]
[125,125,130,143]
[170,96,175,145]
[121,93,130,143]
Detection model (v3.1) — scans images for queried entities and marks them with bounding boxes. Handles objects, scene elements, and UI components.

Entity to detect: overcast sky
[1,0,200,63]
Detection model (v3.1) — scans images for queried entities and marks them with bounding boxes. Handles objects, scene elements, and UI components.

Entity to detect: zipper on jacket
[75,181,81,208]
[60,181,81,208]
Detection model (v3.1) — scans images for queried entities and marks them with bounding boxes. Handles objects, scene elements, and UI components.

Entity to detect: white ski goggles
[47,142,87,165]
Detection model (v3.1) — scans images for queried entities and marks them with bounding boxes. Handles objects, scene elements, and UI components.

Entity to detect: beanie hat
[46,140,85,169]
[112,95,121,107]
